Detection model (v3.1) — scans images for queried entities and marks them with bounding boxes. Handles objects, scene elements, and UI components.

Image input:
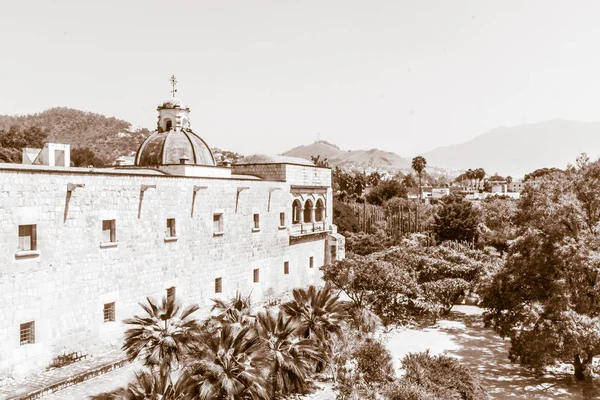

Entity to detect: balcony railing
[290,220,329,236]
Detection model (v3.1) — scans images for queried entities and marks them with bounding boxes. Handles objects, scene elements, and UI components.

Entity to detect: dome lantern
[134,76,215,167]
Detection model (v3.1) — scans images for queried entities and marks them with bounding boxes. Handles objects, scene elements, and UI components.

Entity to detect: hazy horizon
[3,1,600,158]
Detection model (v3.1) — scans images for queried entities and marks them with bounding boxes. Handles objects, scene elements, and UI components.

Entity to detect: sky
[2,0,600,158]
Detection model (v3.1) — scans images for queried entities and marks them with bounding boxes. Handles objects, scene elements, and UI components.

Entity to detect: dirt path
[385,305,599,399]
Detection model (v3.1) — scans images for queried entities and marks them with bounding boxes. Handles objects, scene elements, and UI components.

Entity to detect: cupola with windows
[134,77,215,167]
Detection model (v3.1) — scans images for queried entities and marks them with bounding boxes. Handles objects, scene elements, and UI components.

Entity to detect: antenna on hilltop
[170,75,178,97]
[316,132,321,143]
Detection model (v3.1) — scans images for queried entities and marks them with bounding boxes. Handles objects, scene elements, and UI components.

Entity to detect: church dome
[135,129,215,167]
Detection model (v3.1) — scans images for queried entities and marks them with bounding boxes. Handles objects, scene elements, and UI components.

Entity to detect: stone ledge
[7,358,129,400]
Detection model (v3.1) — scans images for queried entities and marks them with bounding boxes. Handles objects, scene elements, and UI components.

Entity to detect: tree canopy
[482,154,600,380]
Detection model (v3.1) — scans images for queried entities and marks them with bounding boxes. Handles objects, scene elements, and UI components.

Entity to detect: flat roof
[0,163,275,182]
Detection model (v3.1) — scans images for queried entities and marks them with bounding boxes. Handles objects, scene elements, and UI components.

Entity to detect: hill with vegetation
[283,140,411,171]
[0,107,151,163]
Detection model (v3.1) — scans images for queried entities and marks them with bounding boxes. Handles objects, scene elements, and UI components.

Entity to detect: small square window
[309,256,314,269]
[215,277,222,293]
[166,218,176,238]
[102,220,116,243]
[284,261,289,275]
[253,214,260,230]
[18,224,37,251]
[103,303,115,322]
[20,321,35,345]
[279,212,286,227]
[213,213,224,234]
[253,268,260,283]
[166,287,176,303]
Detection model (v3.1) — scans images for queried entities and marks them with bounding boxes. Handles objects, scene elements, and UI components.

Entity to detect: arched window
[303,199,313,223]
[165,119,172,131]
[315,199,324,222]
[292,199,302,224]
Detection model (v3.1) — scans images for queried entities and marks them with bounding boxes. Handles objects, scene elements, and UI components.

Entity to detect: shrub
[353,339,394,384]
[385,381,442,400]
[400,351,487,400]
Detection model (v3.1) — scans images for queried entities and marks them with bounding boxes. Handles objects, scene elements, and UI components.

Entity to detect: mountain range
[1,107,599,177]
[420,120,600,177]
[283,120,600,177]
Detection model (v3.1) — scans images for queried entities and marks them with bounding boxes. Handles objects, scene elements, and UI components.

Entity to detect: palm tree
[255,308,322,397]
[475,168,486,191]
[411,156,427,202]
[91,370,189,400]
[209,291,255,329]
[465,169,475,190]
[281,286,347,358]
[122,296,201,379]
[183,324,270,399]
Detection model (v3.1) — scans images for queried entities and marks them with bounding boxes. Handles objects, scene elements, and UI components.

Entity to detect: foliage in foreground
[482,154,600,380]
[93,286,344,400]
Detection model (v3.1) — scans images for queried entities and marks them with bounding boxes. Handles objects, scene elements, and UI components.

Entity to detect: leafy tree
[523,167,563,182]
[0,125,48,163]
[506,175,513,184]
[421,278,470,315]
[488,173,505,182]
[332,167,366,197]
[122,295,201,379]
[366,171,382,187]
[322,255,420,325]
[332,198,360,233]
[310,154,329,167]
[482,155,600,380]
[400,173,417,188]
[365,179,407,205]
[70,146,108,167]
[433,195,480,243]
[478,197,518,254]
[411,156,427,201]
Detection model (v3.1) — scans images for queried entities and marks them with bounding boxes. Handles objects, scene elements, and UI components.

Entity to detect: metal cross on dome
[170,75,178,97]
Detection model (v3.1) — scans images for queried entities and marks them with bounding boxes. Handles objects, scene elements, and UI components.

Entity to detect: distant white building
[22,143,70,167]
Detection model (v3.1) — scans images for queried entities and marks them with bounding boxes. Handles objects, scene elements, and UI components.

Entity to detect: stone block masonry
[0,164,342,381]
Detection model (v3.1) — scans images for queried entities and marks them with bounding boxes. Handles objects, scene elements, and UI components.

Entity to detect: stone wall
[0,166,338,379]
[231,163,331,187]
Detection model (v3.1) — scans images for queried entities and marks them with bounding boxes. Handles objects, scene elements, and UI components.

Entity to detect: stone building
[0,96,344,380]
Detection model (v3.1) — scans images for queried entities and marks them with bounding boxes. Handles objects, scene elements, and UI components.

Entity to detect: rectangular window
[284,261,289,275]
[253,268,260,283]
[166,287,176,302]
[20,321,35,345]
[309,256,314,269]
[253,214,260,230]
[279,212,285,227]
[166,218,176,238]
[102,220,116,243]
[215,277,222,293]
[103,302,115,322]
[18,224,37,251]
[213,213,223,234]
